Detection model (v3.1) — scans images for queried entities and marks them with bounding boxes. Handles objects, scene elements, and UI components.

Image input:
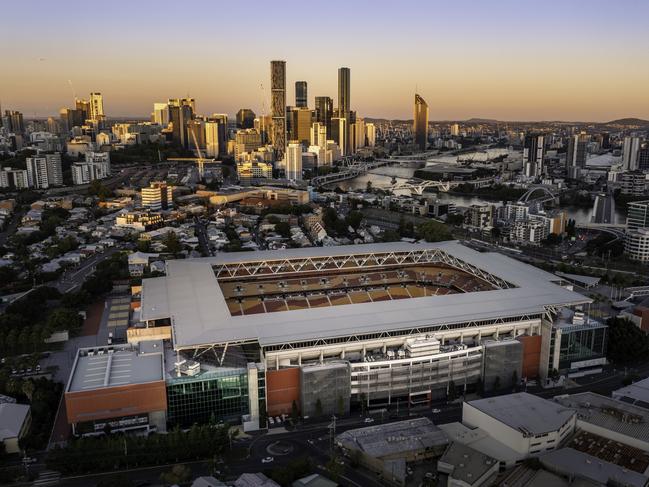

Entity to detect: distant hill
[605,117,649,126]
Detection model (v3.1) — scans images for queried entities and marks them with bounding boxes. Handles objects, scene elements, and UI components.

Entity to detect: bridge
[311,158,400,186]
[517,185,559,205]
[575,222,627,239]
[383,179,451,195]
[624,286,649,300]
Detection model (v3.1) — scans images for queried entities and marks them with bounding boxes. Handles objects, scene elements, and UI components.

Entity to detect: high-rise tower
[523,134,545,178]
[89,92,104,121]
[413,94,428,151]
[315,96,333,138]
[270,60,287,159]
[337,67,350,154]
[295,81,307,108]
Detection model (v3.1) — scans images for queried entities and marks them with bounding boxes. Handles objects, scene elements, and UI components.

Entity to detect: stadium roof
[140,241,591,349]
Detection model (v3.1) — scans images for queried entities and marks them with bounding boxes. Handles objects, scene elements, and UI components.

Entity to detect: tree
[326,456,344,482]
[366,180,373,193]
[274,222,291,238]
[315,398,323,417]
[160,464,192,486]
[360,393,367,416]
[137,239,152,252]
[46,308,83,332]
[446,213,464,226]
[21,380,35,401]
[163,231,182,255]
[606,317,649,364]
[549,368,560,384]
[417,221,452,242]
[345,211,363,231]
[291,400,299,423]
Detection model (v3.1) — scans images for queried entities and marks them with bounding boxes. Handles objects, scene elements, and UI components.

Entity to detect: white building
[0,168,30,189]
[622,136,642,171]
[462,393,576,461]
[205,121,220,158]
[285,142,302,180]
[141,182,174,211]
[509,219,548,244]
[26,153,63,188]
[625,227,649,262]
[152,102,169,126]
[366,123,376,147]
[72,151,111,185]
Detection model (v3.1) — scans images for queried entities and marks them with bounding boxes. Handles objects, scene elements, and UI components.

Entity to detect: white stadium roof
[140,241,590,350]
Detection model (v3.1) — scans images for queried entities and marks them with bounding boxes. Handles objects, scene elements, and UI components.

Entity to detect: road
[194,217,213,257]
[53,247,120,293]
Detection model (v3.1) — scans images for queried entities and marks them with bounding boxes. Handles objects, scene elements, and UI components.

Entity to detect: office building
[169,98,195,148]
[236,109,256,129]
[0,403,31,454]
[330,117,347,155]
[338,67,351,154]
[207,114,228,156]
[75,98,91,121]
[467,205,493,229]
[89,92,104,121]
[236,160,273,184]
[0,168,29,189]
[64,342,167,436]
[314,96,333,138]
[566,133,589,178]
[638,147,649,171]
[626,200,649,231]
[289,107,313,148]
[1,110,24,134]
[139,241,590,427]
[523,134,545,178]
[622,136,642,171]
[625,228,649,262]
[142,182,174,211]
[310,122,327,148]
[234,129,262,161]
[270,60,287,159]
[413,94,429,151]
[285,142,302,180]
[204,121,220,158]
[295,81,307,108]
[366,123,376,147]
[152,102,169,126]
[72,152,111,185]
[26,153,63,189]
[620,171,647,196]
[450,123,460,137]
[254,115,272,145]
[59,107,84,132]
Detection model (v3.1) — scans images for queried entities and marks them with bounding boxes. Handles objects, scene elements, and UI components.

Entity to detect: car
[431,408,441,414]
[363,417,374,423]
[35,365,41,372]
[275,416,282,424]
[261,456,274,464]
[268,417,275,425]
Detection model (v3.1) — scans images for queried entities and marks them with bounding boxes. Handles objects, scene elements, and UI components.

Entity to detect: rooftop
[465,392,576,436]
[66,341,165,393]
[438,442,498,485]
[554,392,649,446]
[613,376,649,409]
[336,417,448,458]
[140,242,589,350]
[540,448,649,487]
[0,403,30,441]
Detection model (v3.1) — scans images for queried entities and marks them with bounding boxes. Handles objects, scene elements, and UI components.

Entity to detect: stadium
[131,241,591,428]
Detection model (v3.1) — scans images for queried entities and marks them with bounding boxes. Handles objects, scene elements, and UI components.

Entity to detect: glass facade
[556,323,607,371]
[166,368,249,427]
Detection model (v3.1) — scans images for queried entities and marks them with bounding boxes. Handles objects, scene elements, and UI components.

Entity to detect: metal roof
[465,392,576,436]
[66,343,164,393]
[0,403,30,441]
[140,241,591,350]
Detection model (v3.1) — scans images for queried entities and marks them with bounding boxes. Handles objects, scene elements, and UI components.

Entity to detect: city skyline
[1,0,649,121]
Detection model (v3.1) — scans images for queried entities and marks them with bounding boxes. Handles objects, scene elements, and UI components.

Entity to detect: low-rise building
[0,403,31,454]
[437,442,499,487]
[462,393,576,461]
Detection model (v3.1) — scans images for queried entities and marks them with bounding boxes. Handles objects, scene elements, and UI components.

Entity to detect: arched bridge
[517,185,559,204]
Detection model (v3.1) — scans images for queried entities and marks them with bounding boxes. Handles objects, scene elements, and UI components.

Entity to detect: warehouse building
[133,241,591,427]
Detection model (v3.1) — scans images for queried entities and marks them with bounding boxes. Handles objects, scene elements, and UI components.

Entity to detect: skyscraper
[205,121,220,158]
[622,136,642,171]
[413,94,428,151]
[295,81,307,108]
[365,123,376,147]
[270,60,287,159]
[314,96,333,138]
[26,153,63,189]
[236,108,256,129]
[338,67,351,154]
[89,92,104,121]
[285,142,303,180]
[168,98,195,148]
[523,134,545,178]
[566,133,589,178]
[1,110,24,134]
[152,103,169,126]
[75,99,91,121]
[290,107,313,147]
[330,117,347,155]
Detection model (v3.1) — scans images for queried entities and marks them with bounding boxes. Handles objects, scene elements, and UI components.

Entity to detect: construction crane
[166,127,214,178]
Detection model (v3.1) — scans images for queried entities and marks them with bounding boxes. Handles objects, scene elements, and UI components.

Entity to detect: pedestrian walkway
[32,470,61,486]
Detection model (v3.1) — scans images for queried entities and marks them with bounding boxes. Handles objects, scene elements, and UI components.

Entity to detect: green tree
[366,180,373,193]
[163,231,182,255]
[47,308,83,332]
[160,464,192,486]
[417,221,452,242]
[137,239,152,252]
[274,222,291,238]
[21,380,35,401]
[326,456,344,482]
[606,317,649,364]
[291,400,299,422]
[446,213,464,226]
[447,380,457,401]
[345,211,363,230]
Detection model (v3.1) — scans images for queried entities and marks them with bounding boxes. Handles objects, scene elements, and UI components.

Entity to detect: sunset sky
[2,0,648,121]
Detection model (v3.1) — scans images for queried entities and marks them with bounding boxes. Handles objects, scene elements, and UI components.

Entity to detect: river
[334,166,625,225]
